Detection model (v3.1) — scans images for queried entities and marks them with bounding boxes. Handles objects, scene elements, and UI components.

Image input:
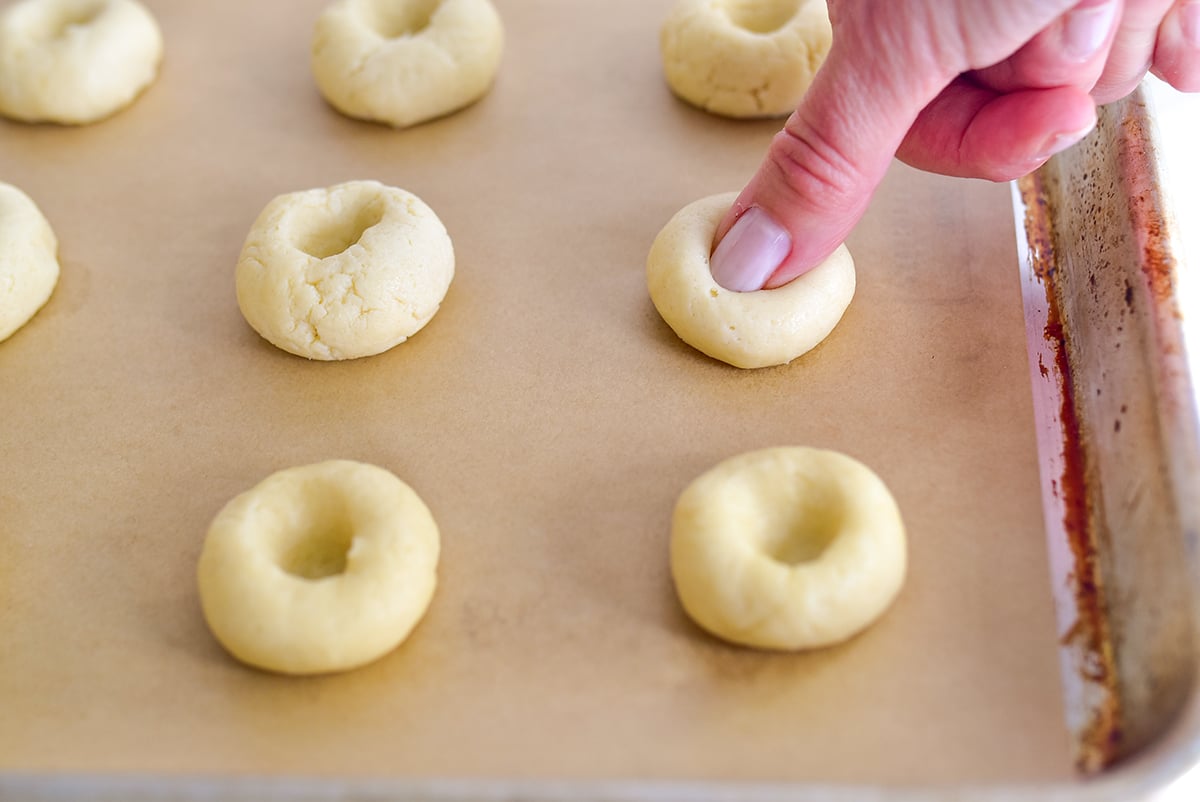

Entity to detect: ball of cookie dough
[312,0,504,128]
[197,460,441,675]
[660,0,831,119]
[646,192,854,369]
[0,182,59,343]
[0,0,163,125]
[235,180,455,361]
[670,447,907,651]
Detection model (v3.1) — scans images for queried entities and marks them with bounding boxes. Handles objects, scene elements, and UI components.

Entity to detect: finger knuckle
[767,119,863,214]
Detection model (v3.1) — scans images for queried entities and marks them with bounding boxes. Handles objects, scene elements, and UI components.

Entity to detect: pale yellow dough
[0,0,162,125]
[660,0,831,118]
[670,447,907,651]
[0,182,59,343]
[197,460,441,675]
[312,0,504,128]
[646,192,854,369]
[235,180,455,361]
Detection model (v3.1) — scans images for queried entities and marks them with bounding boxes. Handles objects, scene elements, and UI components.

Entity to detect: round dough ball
[670,447,907,651]
[312,0,504,128]
[646,192,855,369]
[0,0,163,125]
[197,460,441,675]
[660,0,831,119]
[0,182,59,343]
[235,180,455,361]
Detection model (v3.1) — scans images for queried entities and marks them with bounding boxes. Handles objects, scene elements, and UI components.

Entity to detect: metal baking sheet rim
[1011,85,1200,799]
[4,90,1198,802]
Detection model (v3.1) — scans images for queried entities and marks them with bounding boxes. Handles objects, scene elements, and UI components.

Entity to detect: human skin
[709,0,1200,292]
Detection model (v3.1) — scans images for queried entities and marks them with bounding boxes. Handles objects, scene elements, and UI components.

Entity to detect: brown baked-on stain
[1019,172,1123,773]
[1120,113,1180,317]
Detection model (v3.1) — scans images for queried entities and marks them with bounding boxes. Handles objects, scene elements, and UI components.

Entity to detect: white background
[1142,76,1200,801]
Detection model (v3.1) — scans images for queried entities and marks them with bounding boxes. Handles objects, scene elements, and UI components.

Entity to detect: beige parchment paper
[0,0,1072,785]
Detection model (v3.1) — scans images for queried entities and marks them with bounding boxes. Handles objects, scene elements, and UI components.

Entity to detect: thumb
[709,40,926,292]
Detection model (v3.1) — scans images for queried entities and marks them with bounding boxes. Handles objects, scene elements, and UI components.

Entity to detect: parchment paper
[0,0,1072,785]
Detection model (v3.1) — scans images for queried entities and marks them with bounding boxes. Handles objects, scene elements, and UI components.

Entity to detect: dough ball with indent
[671,447,907,651]
[660,0,831,118]
[0,0,163,124]
[312,0,503,128]
[235,180,455,361]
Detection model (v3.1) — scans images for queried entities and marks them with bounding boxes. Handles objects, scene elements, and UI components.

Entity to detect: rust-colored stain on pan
[1118,113,1179,317]
[1018,171,1123,772]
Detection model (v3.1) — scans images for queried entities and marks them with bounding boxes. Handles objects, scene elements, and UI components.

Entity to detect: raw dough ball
[197,460,441,675]
[235,180,455,361]
[312,0,504,128]
[670,447,907,651]
[0,182,59,343]
[660,0,831,119]
[0,0,163,125]
[646,192,854,369]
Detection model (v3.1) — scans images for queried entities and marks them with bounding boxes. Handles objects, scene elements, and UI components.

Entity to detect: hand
[709,0,1200,292]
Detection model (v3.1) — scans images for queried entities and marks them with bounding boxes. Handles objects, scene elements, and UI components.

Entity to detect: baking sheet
[0,0,1072,786]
